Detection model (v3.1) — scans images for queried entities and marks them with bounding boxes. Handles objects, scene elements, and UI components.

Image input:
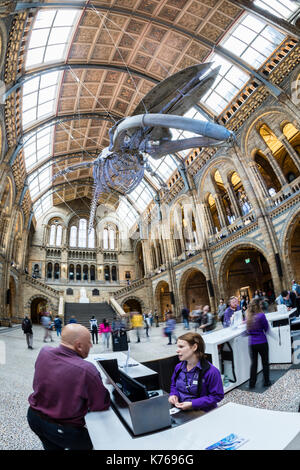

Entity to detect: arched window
[88,228,95,249]
[49,225,56,245]
[56,225,62,246]
[90,265,95,281]
[70,226,77,247]
[103,225,117,250]
[103,228,109,250]
[78,219,87,247]
[47,262,53,279]
[109,228,115,250]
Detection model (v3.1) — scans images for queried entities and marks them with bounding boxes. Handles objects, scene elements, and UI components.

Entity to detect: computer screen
[98,359,120,384]
[119,370,149,402]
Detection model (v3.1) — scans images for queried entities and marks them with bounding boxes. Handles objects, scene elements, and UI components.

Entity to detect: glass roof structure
[20,2,299,227]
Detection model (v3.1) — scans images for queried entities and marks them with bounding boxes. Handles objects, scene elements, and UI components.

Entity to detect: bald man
[27,324,110,450]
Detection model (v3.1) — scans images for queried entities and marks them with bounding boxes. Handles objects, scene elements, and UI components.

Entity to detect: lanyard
[184,369,198,392]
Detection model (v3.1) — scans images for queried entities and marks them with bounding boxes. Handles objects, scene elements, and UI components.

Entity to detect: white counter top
[85,402,300,450]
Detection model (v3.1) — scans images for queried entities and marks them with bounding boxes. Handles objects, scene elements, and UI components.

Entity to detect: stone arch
[154,280,172,319]
[121,296,144,314]
[8,275,17,321]
[197,157,236,200]
[25,294,57,321]
[218,241,273,301]
[281,208,300,282]
[178,266,209,312]
[240,106,294,158]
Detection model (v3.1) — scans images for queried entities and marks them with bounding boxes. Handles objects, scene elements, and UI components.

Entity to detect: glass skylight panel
[117,198,139,227]
[254,0,299,19]
[33,193,52,220]
[23,127,53,171]
[28,164,52,201]
[22,72,61,129]
[25,9,80,70]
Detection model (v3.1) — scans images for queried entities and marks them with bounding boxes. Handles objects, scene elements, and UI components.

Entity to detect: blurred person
[41,312,54,343]
[68,316,77,324]
[22,315,33,349]
[190,305,202,331]
[217,299,226,323]
[154,310,159,328]
[99,319,112,349]
[89,316,98,345]
[165,312,176,345]
[27,324,110,450]
[131,311,143,343]
[276,290,297,311]
[223,296,239,328]
[54,315,62,337]
[246,298,271,389]
[199,305,215,333]
[168,332,224,411]
[144,313,151,339]
[181,306,190,330]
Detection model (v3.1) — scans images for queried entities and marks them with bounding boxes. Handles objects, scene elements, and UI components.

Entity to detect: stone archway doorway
[222,246,273,301]
[30,298,47,324]
[155,281,172,321]
[182,269,210,312]
[122,298,142,314]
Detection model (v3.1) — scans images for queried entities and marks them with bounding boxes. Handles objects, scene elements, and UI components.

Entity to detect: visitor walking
[181,306,190,330]
[165,312,176,345]
[90,316,98,344]
[144,313,151,339]
[217,299,227,323]
[246,298,272,389]
[131,311,143,343]
[41,312,54,343]
[22,315,33,349]
[54,315,62,337]
[99,319,111,349]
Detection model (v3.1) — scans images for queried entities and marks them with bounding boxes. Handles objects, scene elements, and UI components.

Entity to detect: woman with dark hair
[246,298,271,389]
[168,332,224,412]
[99,318,112,349]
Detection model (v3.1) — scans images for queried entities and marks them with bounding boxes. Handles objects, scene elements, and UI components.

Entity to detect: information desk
[203,309,297,393]
[85,399,300,450]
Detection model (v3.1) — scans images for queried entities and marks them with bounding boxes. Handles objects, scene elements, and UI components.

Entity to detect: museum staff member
[27,324,110,450]
[169,332,224,412]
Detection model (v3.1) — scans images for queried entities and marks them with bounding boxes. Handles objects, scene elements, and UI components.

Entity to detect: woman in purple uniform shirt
[246,298,271,388]
[169,332,224,412]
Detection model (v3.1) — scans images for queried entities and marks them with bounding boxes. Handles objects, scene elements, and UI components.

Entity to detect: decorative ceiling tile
[133,52,152,69]
[187,1,211,17]
[166,0,187,9]
[146,25,167,42]
[91,45,113,61]
[74,27,97,44]
[126,19,146,34]
[137,0,159,14]
[186,41,209,61]
[177,12,202,32]
[157,6,181,22]
[199,22,223,42]
[164,32,189,51]
[210,10,234,30]
[140,39,159,56]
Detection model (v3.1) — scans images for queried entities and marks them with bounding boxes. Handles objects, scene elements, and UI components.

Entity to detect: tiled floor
[0,323,299,450]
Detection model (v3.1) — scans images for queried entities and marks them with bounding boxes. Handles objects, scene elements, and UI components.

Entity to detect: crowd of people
[21,278,300,450]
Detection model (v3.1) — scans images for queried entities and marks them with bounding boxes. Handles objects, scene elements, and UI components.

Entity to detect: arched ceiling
[6,0,299,224]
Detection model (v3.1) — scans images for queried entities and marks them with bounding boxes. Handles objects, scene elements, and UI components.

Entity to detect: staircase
[64,302,117,330]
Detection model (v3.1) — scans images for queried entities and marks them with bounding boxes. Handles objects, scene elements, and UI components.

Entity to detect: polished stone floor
[0,323,299,450]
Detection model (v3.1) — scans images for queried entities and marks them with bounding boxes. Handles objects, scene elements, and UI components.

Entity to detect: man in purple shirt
[223,296,239,328]
[27,324,110,450]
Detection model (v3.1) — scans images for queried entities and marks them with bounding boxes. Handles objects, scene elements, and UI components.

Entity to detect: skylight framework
[25,9,80,70]
[254,0,299,19]
[22,71,62,129]
[201,12,285,114]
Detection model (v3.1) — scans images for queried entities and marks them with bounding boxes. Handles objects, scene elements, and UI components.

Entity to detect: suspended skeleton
[53,63,234,231]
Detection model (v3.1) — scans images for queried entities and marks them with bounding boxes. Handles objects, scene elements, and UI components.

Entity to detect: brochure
[205,433,248,450]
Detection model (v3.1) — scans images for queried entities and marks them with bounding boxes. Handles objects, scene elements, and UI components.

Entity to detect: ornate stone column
[260,145,287,187]
[213,193,227,228]
[224,183,242,219]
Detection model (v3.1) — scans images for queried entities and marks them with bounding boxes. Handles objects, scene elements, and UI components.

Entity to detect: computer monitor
[119,370,149,402]
[97,359,120,384]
